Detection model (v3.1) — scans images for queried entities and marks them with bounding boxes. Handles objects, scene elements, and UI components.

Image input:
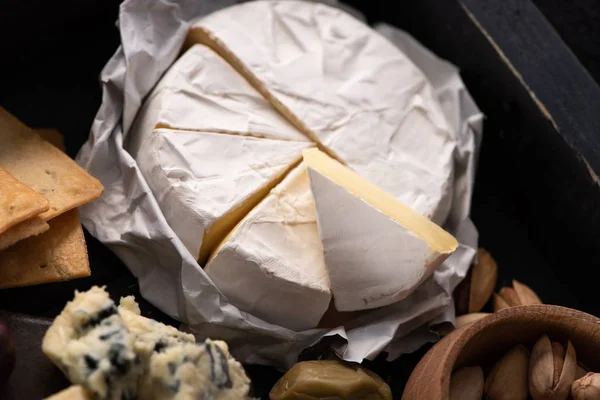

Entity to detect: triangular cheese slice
[187,1,456,224]
[136,128,315,264]
[128,43,309,157]
[304,148,457,311]
[206,162,331,331]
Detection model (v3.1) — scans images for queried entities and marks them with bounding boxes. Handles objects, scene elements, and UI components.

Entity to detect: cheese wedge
[188,0,456,224]
[128,43,309,157]
[303,148,458,311]
[206,162,331,331]
[136,128,314,263]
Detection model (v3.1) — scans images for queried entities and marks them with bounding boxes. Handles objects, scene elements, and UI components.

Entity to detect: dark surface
[1,0,600,398]
[533,0,600,83]
[0,314,68,400]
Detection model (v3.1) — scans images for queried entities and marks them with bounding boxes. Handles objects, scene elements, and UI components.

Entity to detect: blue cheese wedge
[42,286,142,400]
[117,296,195,365]
[43,287,250,400]
[140,341,249,400]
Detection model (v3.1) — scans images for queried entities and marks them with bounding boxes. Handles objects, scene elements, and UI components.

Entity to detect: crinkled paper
[77,0,484,369]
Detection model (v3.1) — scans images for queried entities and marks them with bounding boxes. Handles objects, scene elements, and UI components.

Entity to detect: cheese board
[1,0,599,398]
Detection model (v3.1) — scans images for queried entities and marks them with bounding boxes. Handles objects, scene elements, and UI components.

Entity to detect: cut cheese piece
[304,148,458,311]
[206,162,331,331]
[128,43,309,157]
[188,1,456,224]
[136,128,314,263]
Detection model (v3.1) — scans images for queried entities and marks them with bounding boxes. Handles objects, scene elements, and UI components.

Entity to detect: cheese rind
[206,162,331,331]
[128,43,309,158]
[189,0,456,224]
[136,128,313,263]
[304,148,457,311]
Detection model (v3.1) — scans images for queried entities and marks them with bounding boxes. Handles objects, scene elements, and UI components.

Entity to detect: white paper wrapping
[77,0,484,369]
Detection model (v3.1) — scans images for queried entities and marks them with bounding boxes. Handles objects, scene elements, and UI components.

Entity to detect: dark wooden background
[1,0,599,398]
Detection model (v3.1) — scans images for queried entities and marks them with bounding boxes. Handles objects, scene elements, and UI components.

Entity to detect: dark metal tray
[1,0,599,398]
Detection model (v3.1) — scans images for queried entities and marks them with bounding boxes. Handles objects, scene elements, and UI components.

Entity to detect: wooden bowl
[402,305,600,399]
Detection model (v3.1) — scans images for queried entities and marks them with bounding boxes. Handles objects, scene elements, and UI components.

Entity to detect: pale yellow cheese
[206,162,331,331]
[302,148,457,252]
[199,155,302,265]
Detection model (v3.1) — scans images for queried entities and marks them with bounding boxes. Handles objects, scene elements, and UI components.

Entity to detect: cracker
[0,166,49,233]
[0,210,90,288]
[0,108,104,221]
[35,128,66,152]
[0,216,49,251]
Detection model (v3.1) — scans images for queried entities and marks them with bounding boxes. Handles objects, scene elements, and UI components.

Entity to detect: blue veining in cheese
[43,287,250,400]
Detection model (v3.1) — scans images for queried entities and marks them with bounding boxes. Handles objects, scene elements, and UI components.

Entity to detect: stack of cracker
[0,108,104,288]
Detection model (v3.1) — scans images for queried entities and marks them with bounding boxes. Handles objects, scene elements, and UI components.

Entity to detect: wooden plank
[461,0,600,174]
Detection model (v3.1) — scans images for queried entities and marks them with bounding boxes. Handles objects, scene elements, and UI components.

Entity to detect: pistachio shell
[575,364,589,380]
[572,372,600,400]
[449,366,483,400]
[453,273,471,315]
[455,313,490,329]
[498,287,521,307]
[484,345,530,400]
[493,293,510,312]
[529,335,577,400]
[551,342,565,386]
[468,248,498,313]
[512,280,542,305]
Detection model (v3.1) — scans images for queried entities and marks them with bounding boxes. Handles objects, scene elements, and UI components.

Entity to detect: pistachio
[494,280,542,311]
[454,247,498,314]
[513,280,543,305]
[469,248,498,312]
[484,345,530,400]
[430,313,491,337]
[449,366,483,400]
[453,277,471,315]
[575,364,589,380]
[529,335,577,400]
[493,293,511,312]
[571,372,600,400]
[455,313,490,329]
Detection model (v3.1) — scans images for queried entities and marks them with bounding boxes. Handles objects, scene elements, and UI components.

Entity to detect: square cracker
[0,209,90,288]
[0,166,49,233]
[0,108,104,221]
[35,128,66,152]
[0,216,49,251]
